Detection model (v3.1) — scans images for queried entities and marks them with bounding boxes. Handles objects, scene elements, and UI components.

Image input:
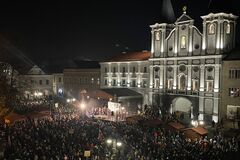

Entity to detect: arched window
[208,23,216,34]
[226,23,231,34]
[178,74,186,90]
[180,36,186,49]
[155,32,160,41]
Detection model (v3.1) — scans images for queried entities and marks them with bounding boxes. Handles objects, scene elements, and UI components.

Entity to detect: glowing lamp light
[72,98,76,102]
[106,139,112,144]
[67,99,70,103]
[116,142,122,147]
[199,120,204,125]
[121,107,125,110]
[80,103,86,109]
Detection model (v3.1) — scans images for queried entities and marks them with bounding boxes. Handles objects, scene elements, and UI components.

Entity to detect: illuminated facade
[20,65,53,99]
[101,11,238,123]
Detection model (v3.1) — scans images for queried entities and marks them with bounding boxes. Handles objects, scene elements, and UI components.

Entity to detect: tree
[0,62,20,118]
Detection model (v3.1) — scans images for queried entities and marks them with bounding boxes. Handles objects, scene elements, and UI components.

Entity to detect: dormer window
[180,36,186,49]
[208,23,216,34]
[226,23,231,34]
[155,32,160,41]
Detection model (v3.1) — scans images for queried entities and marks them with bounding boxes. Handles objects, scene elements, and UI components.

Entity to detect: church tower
[201,13,238,54]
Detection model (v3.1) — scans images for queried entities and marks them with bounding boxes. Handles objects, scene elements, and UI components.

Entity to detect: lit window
[167,79,173,89]
[178,75,186,90]
[226,23,231,34]
[206,80,213,92]
[180,36,186,49]
[155,32,160,41]
[192,80,199,91]
[208,23,215,34]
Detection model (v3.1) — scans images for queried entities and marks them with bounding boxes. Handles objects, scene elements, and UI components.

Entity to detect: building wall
[53,73,64,96]
[63,69,100,99]
[221,60,240,120]
[100,12,238,123]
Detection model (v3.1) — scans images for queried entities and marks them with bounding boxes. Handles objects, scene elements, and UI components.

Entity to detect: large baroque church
[100,9,238,123]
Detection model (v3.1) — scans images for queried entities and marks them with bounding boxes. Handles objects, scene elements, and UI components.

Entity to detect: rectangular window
[46,80,49,85]
[58,77,62,83]
[144,67,147,73]
[39,80,42,85]
[132,80,136,87]
[122,79,126,86]
[105,67,107,73]
[104,79,107,85]
[113,67,116,73]
[123,67,125,73]
[31,80,34,84]
[167,79,173,89]
[229,69,240,79]
[133,67,135,73]
[206,81,213,92]
[113,79,116,86]
[192,80,199,91]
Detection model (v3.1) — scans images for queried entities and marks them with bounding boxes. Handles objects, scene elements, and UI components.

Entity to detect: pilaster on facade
[127,63,130,87]
[149,65,153,88]
[216,20,221,53]
[159,65,164,89]
[187,65,192,90]
[173,65,177,90]
[202,21,206,53]
[214,65,220,93]
[117,64,120,86]
[137,63,141,87]
[199,65,205,92]
[174,27,178,55]
[151,30,154,56]
[189,25,193,55]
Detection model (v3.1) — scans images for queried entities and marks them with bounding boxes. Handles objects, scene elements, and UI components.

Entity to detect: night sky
[0,0,239,66]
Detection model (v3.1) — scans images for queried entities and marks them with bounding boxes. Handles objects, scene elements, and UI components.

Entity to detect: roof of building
[101,88,142,98]
[104,51,151,62]
[223,48,240,61]
[176,13,193,23]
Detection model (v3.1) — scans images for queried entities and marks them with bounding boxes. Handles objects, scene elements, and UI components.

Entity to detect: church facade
[100,11,238,123]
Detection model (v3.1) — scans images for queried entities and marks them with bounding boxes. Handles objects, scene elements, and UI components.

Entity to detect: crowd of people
[0,110,239,160]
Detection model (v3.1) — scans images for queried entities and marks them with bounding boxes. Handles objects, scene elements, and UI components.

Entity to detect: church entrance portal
[170,97,193,124]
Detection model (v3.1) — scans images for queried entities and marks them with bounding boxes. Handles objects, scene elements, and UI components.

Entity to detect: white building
[20,65,53,99]
[101,10,238,123]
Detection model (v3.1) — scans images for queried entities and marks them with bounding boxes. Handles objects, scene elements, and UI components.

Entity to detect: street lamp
[106,138,122,159]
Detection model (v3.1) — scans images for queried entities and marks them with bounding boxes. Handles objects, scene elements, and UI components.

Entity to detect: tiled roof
[105,51,151,62]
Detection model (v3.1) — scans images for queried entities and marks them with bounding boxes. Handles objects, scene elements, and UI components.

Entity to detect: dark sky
[0,0,239,66]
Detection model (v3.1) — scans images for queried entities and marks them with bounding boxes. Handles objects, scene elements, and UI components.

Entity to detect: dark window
[123,67,125,73]
[58,77,62,83]
[46,80,49,85]
[113,67,116,73]
[39,80,42,85]
[105,67,107,73]
[105,79,107,85]
[133,67,136,73]
[144,67,147,73]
